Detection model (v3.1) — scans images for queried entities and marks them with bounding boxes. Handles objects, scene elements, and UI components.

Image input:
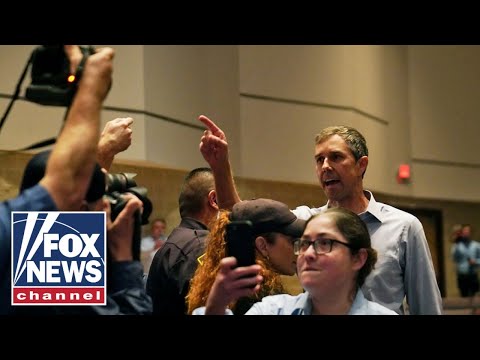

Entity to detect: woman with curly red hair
[187,198,305,315]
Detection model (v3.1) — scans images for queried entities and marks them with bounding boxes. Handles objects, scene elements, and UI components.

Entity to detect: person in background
[193,207,396,315]
[451,224,480,297]
[141,218,168,273]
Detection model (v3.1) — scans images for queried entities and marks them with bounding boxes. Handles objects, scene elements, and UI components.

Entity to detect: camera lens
[106,172,137,193]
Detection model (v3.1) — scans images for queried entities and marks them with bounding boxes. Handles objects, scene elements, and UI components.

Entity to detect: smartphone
[225,220,256,268]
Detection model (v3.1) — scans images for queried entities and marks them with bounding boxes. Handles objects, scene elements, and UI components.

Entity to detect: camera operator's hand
[103,193,143,261]
[97,117,134,171]
[75,46,114,105]
[64,46,114,101]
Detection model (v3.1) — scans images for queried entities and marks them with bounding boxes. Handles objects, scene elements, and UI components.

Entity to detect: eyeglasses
[293,238,356,255]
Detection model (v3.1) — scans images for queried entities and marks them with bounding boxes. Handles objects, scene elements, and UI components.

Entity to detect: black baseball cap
[19,150,106,202]
[230,198,306,237]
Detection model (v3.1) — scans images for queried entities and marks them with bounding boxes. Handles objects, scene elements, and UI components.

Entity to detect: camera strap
[20,107,70,150]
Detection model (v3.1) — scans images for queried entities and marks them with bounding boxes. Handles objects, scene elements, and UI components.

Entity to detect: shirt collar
[347,288,367,315]
[321,190,383,224]
[291,292,312,315]
[297,290,366,315]
[179,217,209,231]
[361,190,383,223]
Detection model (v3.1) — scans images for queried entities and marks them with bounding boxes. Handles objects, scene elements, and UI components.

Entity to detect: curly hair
[186,210,285,314]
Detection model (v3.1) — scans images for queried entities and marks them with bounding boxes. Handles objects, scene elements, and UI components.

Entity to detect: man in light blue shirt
[293,190,440,314]
[197,116,442,315]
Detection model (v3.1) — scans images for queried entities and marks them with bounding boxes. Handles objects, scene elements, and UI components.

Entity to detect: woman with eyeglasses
[193,207,397,315]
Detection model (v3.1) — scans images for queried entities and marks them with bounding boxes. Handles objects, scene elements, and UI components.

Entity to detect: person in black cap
[19,150,107,207]
[187,198,306,315]
[193,207,397,315]
[14,150,151,315]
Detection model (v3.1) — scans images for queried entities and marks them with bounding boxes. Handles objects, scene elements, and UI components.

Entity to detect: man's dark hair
[178,168,214,218]
[315,125,369,178]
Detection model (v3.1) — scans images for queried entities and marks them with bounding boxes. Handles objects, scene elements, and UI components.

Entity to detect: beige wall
[142,45,240,171]
[238,45,412,197]
[409,45,480,202]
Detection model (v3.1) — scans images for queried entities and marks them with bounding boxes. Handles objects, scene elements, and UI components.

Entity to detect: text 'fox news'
[11,212,106,306]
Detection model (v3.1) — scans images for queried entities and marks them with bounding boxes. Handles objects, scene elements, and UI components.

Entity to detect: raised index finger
[124,117,134,127]
[199,115,221,135]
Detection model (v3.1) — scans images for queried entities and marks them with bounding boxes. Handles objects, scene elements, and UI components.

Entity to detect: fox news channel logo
[11,212,106,306]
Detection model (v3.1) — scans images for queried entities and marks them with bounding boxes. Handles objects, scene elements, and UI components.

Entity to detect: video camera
[25,45,95,107]
[0,45,97,148]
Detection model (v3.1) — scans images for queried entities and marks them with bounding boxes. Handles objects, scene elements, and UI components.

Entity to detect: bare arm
[40,46,114,210]
[97,117,134,171]
[198,115,241,210]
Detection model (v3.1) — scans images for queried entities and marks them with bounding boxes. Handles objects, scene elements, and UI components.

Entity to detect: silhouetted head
[20,150,105,203]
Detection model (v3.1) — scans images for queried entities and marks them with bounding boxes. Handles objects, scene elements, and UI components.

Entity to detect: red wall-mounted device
[397,164,410,183]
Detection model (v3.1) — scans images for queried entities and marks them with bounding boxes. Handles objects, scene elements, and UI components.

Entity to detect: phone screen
[225,220,256,267]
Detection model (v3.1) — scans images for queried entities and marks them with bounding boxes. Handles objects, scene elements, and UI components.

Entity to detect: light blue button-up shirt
[292,190,443,315]
[451,240,480,275]
[192,289,397,315]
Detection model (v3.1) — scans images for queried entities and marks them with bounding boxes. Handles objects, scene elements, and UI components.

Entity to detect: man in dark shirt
[147,167,218,315]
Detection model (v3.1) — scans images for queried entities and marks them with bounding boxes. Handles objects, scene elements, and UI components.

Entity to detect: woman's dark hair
[305,207,377,287]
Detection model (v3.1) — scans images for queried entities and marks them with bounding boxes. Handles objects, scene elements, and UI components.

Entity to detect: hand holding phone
[225,220,256,268]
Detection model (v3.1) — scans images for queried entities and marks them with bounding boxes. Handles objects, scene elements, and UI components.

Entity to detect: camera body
[104,172,153,262]
[104,172,153,225]
[25,45,95,107]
